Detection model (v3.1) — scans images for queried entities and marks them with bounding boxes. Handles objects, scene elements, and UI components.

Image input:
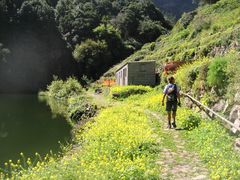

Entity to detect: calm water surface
[0,94,71,167]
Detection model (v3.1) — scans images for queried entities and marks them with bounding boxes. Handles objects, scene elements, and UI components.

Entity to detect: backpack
[167,84,177,102]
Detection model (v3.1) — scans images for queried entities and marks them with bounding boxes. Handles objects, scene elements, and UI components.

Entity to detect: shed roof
[115,61,156,73]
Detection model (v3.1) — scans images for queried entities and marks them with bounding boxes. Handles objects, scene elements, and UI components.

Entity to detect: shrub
[47,77,83,100]
[207,57,229,94]
[177,108,201,130]
[67,96,97,122]
[110,86,152,99]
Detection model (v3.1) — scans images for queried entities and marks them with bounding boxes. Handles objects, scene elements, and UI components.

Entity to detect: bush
[207,57,229,94]
[67,96,97,122]
[110,86,152,99]
[177,108,201,130]
[47,77,83,100]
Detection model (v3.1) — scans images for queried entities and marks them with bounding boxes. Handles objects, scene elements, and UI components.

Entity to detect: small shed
[115,61,156,86]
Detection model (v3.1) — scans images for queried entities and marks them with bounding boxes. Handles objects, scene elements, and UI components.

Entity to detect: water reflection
[0,94,71,167]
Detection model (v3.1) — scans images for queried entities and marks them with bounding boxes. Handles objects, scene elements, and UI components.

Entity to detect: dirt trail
[146,110,209,180]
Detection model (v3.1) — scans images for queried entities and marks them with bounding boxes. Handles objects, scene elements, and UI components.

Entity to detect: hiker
[162,76,181,129]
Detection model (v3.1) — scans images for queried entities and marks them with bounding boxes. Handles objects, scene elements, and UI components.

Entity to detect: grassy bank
[4,92,160,179]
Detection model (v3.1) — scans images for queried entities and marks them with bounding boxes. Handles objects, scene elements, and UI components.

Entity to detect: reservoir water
[0,94,71,168]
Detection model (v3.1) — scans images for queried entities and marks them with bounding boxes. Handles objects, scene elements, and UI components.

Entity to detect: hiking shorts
[166,101,178,112]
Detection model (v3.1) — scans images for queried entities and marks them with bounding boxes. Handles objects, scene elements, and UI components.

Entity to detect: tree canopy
[0,0,170,92]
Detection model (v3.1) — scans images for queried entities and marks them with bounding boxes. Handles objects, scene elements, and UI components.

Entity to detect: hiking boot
[172,122,177,129]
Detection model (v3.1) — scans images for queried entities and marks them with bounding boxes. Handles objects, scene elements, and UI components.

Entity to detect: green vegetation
[138,91,240,179]
[153,0,197,20]
[207,57,229,93]
[2,87,240,179]
[184,120,240,179]
[177,108,202,130]
[44,77,83,100]
[110,85,152,99]
[0,0,171,92]
[39,78,97,123]
[174,52,240,105]
[57,0,171,78]
[3,97,160,179]
[1,0,240,179]
[175,59,210,93]
[104,0,240,77]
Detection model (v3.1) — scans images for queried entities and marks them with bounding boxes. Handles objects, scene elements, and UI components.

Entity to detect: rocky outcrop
[229,105,240,134]
[230,105,240,122]
[234,92,240,103]
[212,99,226,112]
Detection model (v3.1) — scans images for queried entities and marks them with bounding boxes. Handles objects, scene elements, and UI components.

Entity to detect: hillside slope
[104,0,240,77]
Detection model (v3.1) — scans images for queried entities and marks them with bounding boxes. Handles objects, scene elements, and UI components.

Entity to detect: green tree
[56,0,100,47]
[138,19,167,43]
[73,39,111,78]
[18,0,55,26]
[94,24,127,60]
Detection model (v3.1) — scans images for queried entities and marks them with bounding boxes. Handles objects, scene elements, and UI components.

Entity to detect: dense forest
[0,0,172,92]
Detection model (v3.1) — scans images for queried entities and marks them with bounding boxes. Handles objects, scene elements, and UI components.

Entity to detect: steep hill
[104,0,240,77]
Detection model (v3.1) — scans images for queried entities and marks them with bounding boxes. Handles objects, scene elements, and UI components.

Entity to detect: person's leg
[172,111,177,128]
[172,102,177,128]
[166,101,172,128]
[168,111,171,128]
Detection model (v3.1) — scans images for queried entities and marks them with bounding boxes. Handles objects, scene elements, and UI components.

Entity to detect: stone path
[146,110,209,180]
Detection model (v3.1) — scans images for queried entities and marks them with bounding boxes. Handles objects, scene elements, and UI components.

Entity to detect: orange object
[102,79,116,87]
[163,61,185,74]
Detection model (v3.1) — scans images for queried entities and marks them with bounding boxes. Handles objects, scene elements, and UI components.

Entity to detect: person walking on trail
[162,76,181,129]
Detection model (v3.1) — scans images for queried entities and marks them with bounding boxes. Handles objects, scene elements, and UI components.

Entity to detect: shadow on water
[0,94,72,168]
